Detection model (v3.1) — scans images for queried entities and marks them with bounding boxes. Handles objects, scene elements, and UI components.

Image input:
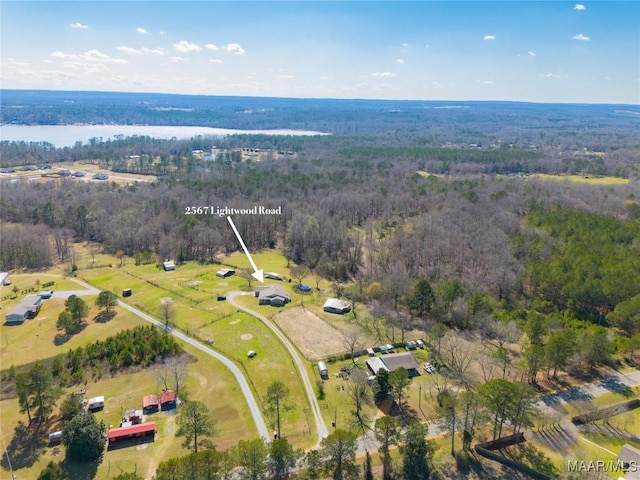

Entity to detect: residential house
[255,285,291,307]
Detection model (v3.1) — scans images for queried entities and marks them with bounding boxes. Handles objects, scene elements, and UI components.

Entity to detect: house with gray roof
[255,285,291,307]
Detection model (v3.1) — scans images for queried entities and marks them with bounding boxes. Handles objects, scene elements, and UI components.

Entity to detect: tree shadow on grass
[60,456,101,480]
[0,420,49,470]
[53,323,88,345]
[94,310,116,323]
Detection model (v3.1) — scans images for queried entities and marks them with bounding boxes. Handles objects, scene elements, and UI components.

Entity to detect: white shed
[317,361,328,378]
[87,396,105,411]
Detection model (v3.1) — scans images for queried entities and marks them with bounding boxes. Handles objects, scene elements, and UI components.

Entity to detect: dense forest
[2,91,640,480]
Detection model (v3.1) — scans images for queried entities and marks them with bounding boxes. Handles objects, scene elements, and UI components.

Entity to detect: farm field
[528,173,630,185]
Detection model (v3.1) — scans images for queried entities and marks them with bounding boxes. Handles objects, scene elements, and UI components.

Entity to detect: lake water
[0,124,329,148]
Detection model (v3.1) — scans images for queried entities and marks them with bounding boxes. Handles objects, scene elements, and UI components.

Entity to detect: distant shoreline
[0,124,330,148]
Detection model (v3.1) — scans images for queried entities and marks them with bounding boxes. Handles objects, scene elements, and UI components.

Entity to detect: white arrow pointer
[227,216,264,283]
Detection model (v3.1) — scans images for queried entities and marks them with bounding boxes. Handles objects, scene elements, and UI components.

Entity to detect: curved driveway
[116,300,271,440]
[228,291,329,445]
[53,277,271,441]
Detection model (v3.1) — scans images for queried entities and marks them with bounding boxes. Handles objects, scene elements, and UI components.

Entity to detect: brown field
[272,307,347,361]
[6,162,157,186]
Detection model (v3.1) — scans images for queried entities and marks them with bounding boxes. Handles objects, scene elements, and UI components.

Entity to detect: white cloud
[483,35,496,41]
[574,4,586,11]
[51,49,128,64]
[528,51,537,57]
[371,72,396,77]
[173,40,201,53]
[224,43,246,55]
[396,59,405,64]
[401,43,409,48]
[572,33,590,41]
[540,73,561,78]
[209,59,223,64]
[171,56,185,63]
[70,22,89,29]
[205,44,219,51]
[136,27,147,34]
[482,80,495,85]
[278,74,294,79]
[117,46,165,56]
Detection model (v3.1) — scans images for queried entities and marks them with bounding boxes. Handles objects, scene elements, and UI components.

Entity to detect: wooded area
[1,92,639,480]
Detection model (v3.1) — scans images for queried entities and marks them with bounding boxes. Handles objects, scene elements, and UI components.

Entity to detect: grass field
[528,173,630,185]
[2,245,415,477]
[0,337,259,480]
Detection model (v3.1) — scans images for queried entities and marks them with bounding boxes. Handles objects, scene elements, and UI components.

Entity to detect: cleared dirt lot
[273,307,346,361]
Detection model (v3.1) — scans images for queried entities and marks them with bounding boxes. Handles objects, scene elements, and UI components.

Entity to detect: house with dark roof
[254,285,291,307]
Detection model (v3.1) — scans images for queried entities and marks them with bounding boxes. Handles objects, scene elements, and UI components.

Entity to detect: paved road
[228,291,329,445]
[54,278,271,441]
[538,369,640,408]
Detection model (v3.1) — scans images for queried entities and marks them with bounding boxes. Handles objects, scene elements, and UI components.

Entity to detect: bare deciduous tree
[160,297,175,329]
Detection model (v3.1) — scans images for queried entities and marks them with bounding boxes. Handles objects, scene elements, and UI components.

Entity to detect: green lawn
[1,299,146,371]
[0,338,259,480]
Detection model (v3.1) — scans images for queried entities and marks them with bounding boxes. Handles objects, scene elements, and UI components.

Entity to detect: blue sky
[1,1,638,103]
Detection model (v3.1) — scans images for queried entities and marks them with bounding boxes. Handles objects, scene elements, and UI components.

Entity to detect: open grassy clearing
[0,336,258,480]
[193,311,317,448]
[529,173,630,185]
[1,299,148,372]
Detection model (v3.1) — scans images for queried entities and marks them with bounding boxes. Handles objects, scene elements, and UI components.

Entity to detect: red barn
[160,390,177,411]
[107,422,155,448]
[142,394,160,414]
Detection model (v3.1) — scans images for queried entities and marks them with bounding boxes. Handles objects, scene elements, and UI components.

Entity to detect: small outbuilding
[122,288,132,297]
[265,272,283,280]
[0,272,10,286]
[323,298,351,315]
[48,430,63,445]
[160,390,177,411]
[216,268,235,278]
[317,361,328,379]
[87,396,105,412]
[162,261,176,271]
[142,394,160,414]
